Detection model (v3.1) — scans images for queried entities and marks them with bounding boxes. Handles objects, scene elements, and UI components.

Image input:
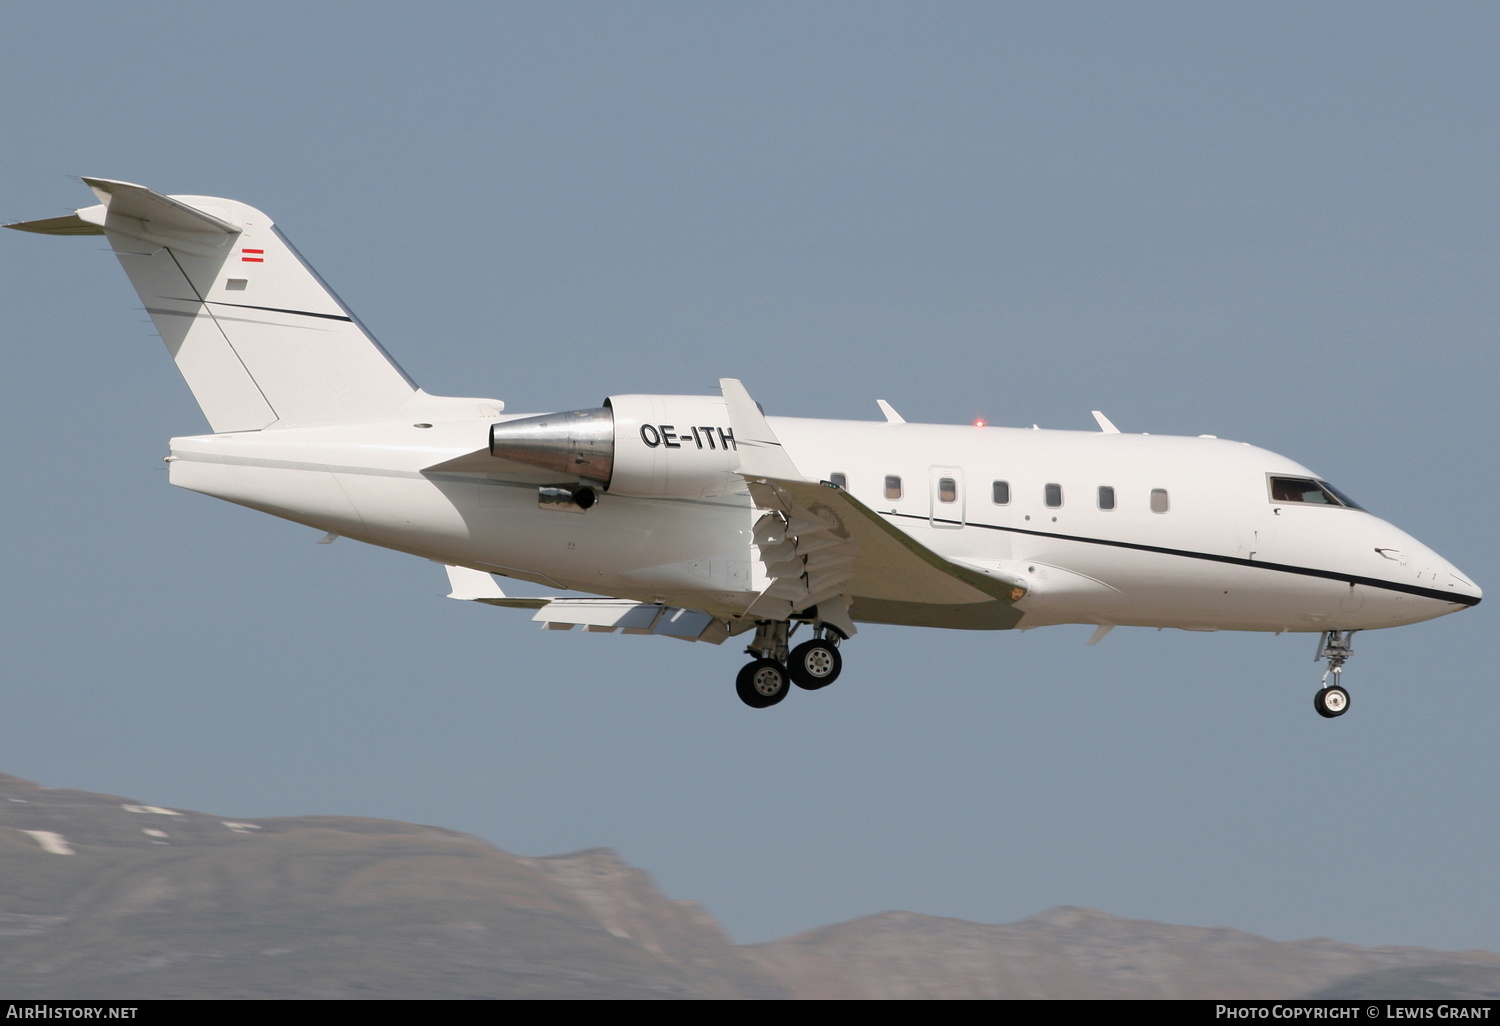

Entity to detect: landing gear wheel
[1315,685,1350,719]
[736,659,790,709]
[788,639,842,690]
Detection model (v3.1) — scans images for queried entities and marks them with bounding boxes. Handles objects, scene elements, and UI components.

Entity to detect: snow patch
[142,829,168,839]
[22,831,75,855]
[222,821,262,833]
[121,804,183,816]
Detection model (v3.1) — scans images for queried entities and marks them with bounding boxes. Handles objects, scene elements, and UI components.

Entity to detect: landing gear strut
[734,620,845,708]
[1313,629,1355,719]
[735,621,792,709]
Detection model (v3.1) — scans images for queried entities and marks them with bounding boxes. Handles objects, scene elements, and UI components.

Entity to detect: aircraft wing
[442,565,729,643]
[720,379,1027,636]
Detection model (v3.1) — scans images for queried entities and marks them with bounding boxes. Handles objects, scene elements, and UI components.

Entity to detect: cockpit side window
[1267,475,1365,510]
[1318,480,1366,511]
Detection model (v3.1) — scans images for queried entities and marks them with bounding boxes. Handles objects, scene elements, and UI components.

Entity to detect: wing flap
[535,599,721,641]
[719,378,1028,632]
[756,476,1027,606]
[442,566,727,643]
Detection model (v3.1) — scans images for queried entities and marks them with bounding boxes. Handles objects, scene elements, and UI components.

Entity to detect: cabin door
[929,466,965,529]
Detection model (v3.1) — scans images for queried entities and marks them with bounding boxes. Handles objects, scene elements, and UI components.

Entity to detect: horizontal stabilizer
[5,213,104,236]
[81,177,240,236]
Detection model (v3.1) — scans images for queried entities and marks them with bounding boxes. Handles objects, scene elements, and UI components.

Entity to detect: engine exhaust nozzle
[488,407,615,485]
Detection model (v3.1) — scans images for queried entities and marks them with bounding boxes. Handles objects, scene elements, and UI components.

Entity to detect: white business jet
[10,179,1482,715]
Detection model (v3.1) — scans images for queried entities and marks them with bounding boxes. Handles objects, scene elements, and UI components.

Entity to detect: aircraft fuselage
[165,413,1479,635]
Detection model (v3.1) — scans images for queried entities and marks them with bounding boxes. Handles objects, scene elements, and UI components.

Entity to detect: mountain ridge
[2,773,1495,999]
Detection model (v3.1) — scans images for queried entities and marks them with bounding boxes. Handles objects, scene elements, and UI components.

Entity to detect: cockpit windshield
[1267,475,1366,511]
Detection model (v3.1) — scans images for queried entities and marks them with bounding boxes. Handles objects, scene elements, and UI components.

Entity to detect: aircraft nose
[1364,529,1480,624]
[1445,566,1482,606]
[1418,549,1482,609]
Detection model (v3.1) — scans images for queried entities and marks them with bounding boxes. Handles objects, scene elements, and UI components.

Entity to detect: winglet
[876,399,906,424]
[719,378,802,479]
[1091,411,1121,434]
[442,565,549,609]
[445,564,508,600]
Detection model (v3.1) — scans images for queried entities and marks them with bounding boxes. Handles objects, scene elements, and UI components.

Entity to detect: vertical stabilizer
[9,178,417,431]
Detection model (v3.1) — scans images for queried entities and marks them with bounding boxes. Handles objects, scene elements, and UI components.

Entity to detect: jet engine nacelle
[605,394,741,499]
[489,394,741,499]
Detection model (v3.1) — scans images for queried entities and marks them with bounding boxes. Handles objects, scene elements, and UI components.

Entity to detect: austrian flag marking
[241,248,264,263]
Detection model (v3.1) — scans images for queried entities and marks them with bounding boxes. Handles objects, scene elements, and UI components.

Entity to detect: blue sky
[2,2,1496,948]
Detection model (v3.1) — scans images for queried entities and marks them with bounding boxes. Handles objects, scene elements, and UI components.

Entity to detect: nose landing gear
[1313,630,1356,718]
[1314,685,1350,718]
[735,620,845,708]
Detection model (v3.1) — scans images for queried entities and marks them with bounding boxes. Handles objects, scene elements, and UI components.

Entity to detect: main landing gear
[1313,629,1356,719]
[735,620,844,709]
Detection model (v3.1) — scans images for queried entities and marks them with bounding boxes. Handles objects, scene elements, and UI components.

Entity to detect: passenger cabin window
[1150,488,1169,514]
[1268,476,1364,510]
[1045,483,1063,508]
[829,473,847,489]
[938,478,957,503]
[1098,485,1116,510]
[885,475,903,500]
[992,480,1010,505]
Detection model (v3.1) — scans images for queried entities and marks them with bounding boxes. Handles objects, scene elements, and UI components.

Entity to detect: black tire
[1314,685,1350,718]
[788,640,842,690]
[736,659,790,708]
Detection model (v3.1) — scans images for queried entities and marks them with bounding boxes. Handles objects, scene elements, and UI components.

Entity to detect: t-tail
[8,178,422,431]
